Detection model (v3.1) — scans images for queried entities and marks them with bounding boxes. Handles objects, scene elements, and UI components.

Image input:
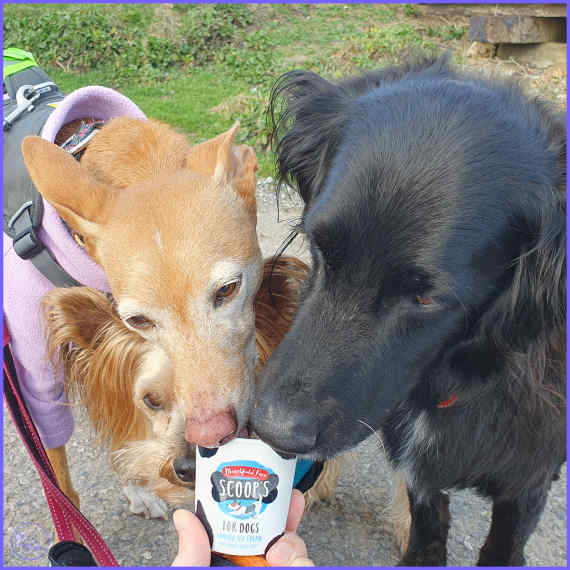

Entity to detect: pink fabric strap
[3,323,119,566]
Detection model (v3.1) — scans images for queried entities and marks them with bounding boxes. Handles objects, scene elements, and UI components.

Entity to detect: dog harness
[4,52,147,449]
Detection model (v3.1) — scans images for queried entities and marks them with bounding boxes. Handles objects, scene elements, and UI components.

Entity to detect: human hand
[265,489,314,566]
[172,489,314,566]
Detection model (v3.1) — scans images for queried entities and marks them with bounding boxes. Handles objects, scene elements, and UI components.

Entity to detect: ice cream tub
[195,438,297,556]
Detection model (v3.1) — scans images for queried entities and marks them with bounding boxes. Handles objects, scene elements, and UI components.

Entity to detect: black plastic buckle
[48,541,98,566]
[8,201,44,260]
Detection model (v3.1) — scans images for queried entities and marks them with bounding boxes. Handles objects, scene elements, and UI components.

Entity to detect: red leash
[3,323,119,566]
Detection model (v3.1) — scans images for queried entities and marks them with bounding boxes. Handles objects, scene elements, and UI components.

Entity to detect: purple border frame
[1,1,567,568]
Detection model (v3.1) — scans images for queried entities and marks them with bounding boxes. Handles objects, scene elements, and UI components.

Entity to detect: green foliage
[351,24,437,67]
[213,89,272,151]
[403,4,419,18]
[376,5,399,23]
[3,4,252,81]
[218,31,276,84]
[5,5,148,75]
[175,4,253,66]
[426,25,467,41]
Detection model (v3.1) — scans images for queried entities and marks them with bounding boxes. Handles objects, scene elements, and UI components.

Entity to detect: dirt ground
[406,6,566,107]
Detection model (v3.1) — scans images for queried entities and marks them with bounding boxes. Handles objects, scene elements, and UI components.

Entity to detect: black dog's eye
[143,393,162,410]
[126,314,155,330]
[314,245,334,273]
[415,295,434,306]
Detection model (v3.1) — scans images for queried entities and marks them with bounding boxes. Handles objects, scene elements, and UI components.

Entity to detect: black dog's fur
[252,57,566,565]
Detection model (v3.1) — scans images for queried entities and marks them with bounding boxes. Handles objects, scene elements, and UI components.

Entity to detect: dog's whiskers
[357,419,386,454]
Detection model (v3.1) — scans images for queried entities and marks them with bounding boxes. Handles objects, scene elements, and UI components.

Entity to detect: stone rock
[497,42,566,69]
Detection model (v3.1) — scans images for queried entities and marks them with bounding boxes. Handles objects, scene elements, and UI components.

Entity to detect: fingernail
[268,539,294,564]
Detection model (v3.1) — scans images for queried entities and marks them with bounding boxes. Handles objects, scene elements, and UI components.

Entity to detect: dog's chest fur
[382,384,565,504]
[384,407,442,501]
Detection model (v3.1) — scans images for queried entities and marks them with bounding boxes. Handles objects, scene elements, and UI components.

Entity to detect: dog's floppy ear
[268,57,455,206]
[42,287,117,350]
[268,70,349,205]
[42,287,146,449]
[254,256,308,368]
[502,201,565,347]
[21,137,113,251]
[451,184,566,385]
[449,100,566,385]
[185,121,258,211]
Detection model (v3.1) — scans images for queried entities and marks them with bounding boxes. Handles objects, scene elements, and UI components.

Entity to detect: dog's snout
[184,409,237,447]
[173,456,196,484]
[252,400,317,455]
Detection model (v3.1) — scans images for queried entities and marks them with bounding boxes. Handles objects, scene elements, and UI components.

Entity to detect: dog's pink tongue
[185,412,237,447]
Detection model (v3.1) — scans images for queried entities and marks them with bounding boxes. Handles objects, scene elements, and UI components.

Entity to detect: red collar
[437,394,457,408]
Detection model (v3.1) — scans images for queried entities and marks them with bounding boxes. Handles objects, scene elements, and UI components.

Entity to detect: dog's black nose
[173,457,196,483]
[252,403,317,455]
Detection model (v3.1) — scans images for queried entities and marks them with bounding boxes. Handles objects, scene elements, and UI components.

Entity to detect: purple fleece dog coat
[3,86,146,448]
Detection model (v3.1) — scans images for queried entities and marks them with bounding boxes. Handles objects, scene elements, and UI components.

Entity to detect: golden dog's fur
[23,117,339,519]
[42,257,338,507]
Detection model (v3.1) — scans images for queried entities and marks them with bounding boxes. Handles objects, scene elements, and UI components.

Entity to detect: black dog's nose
[173,457,196,483]
[251,403,317,455]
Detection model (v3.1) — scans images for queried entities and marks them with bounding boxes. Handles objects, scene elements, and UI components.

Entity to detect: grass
[4,3,467,177]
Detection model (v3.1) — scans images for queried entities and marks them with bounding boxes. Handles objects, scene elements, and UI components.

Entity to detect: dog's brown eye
[215,278,241,307]
[143,394,162,410]
[126,315,155,330]
[415,295,433,306]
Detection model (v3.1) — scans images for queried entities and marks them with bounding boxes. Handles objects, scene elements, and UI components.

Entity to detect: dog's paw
[123,482,169,520]
[303,455,344,511]
[391,474,411,554]
[399,542,447,566]
[477,547,526,567]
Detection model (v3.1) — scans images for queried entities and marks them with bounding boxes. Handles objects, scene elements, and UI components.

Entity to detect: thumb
[172,509,211,566]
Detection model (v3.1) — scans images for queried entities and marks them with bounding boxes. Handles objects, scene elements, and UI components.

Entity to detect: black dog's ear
[451,163,566,385]
[484,104,566,356]
[530,99,566,177]
[268,70,349,205]
[267,56,454,206]
[450,202,566,390]
[502,200,566,348]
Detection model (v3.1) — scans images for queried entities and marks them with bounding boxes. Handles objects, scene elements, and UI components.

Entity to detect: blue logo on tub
[211,460,279,520]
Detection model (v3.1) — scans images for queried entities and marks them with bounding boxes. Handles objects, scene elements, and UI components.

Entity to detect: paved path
[3,183,566,566]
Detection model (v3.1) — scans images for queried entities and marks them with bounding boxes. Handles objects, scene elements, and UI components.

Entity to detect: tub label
[212,460,279,520]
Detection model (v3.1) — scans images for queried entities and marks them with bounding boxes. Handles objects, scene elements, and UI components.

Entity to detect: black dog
[252,57,566,566]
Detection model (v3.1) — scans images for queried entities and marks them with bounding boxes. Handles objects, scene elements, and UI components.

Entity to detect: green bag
[3,47,38,80]
[3,48,76,286]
